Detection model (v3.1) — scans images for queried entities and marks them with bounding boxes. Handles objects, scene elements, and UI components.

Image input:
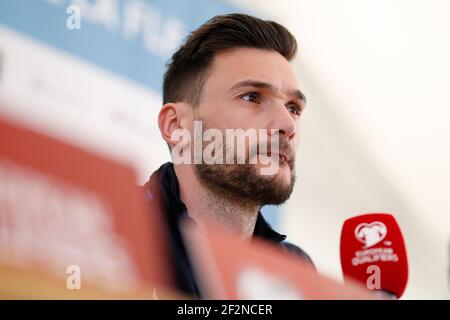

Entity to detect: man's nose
[267,102,296,140]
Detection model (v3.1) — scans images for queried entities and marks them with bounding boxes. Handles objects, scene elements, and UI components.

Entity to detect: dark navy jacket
[143,162,314,299]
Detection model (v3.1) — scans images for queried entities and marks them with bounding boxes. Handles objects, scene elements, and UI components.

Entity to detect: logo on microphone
[355,221,387,248]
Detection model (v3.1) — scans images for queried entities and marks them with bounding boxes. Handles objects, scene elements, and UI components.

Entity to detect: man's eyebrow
[230,80,307,104]
[292,89,307,104]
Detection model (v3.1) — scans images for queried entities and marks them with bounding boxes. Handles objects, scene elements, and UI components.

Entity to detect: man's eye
[240,92,260,103]
[287,104,302,116]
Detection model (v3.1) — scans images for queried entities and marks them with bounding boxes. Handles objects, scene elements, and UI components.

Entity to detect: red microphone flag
[340,213,408,298]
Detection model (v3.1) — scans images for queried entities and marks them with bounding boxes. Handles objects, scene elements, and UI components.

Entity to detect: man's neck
[174,164,260,241]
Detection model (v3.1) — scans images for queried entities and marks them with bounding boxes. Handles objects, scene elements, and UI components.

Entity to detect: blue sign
[0,0,239,91]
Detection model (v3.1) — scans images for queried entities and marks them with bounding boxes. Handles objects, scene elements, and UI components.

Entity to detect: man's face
[191,47,305,206]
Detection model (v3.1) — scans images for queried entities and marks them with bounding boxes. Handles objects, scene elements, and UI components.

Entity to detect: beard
[194,138,297,207]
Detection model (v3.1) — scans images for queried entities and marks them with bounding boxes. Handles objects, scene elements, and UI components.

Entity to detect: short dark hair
[163,13,298,107]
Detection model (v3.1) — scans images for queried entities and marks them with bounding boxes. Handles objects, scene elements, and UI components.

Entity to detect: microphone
[340,213,408,299]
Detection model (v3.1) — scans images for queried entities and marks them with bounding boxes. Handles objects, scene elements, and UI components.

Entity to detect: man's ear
[158,102,192,148]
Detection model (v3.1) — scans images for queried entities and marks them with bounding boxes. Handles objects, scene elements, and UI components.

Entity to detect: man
[143,13,314,298]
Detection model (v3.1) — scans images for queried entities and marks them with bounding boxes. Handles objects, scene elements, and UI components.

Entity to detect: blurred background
[0,0,449,299]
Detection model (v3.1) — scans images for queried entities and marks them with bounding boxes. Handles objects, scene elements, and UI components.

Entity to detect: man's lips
[261,152,289,162]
